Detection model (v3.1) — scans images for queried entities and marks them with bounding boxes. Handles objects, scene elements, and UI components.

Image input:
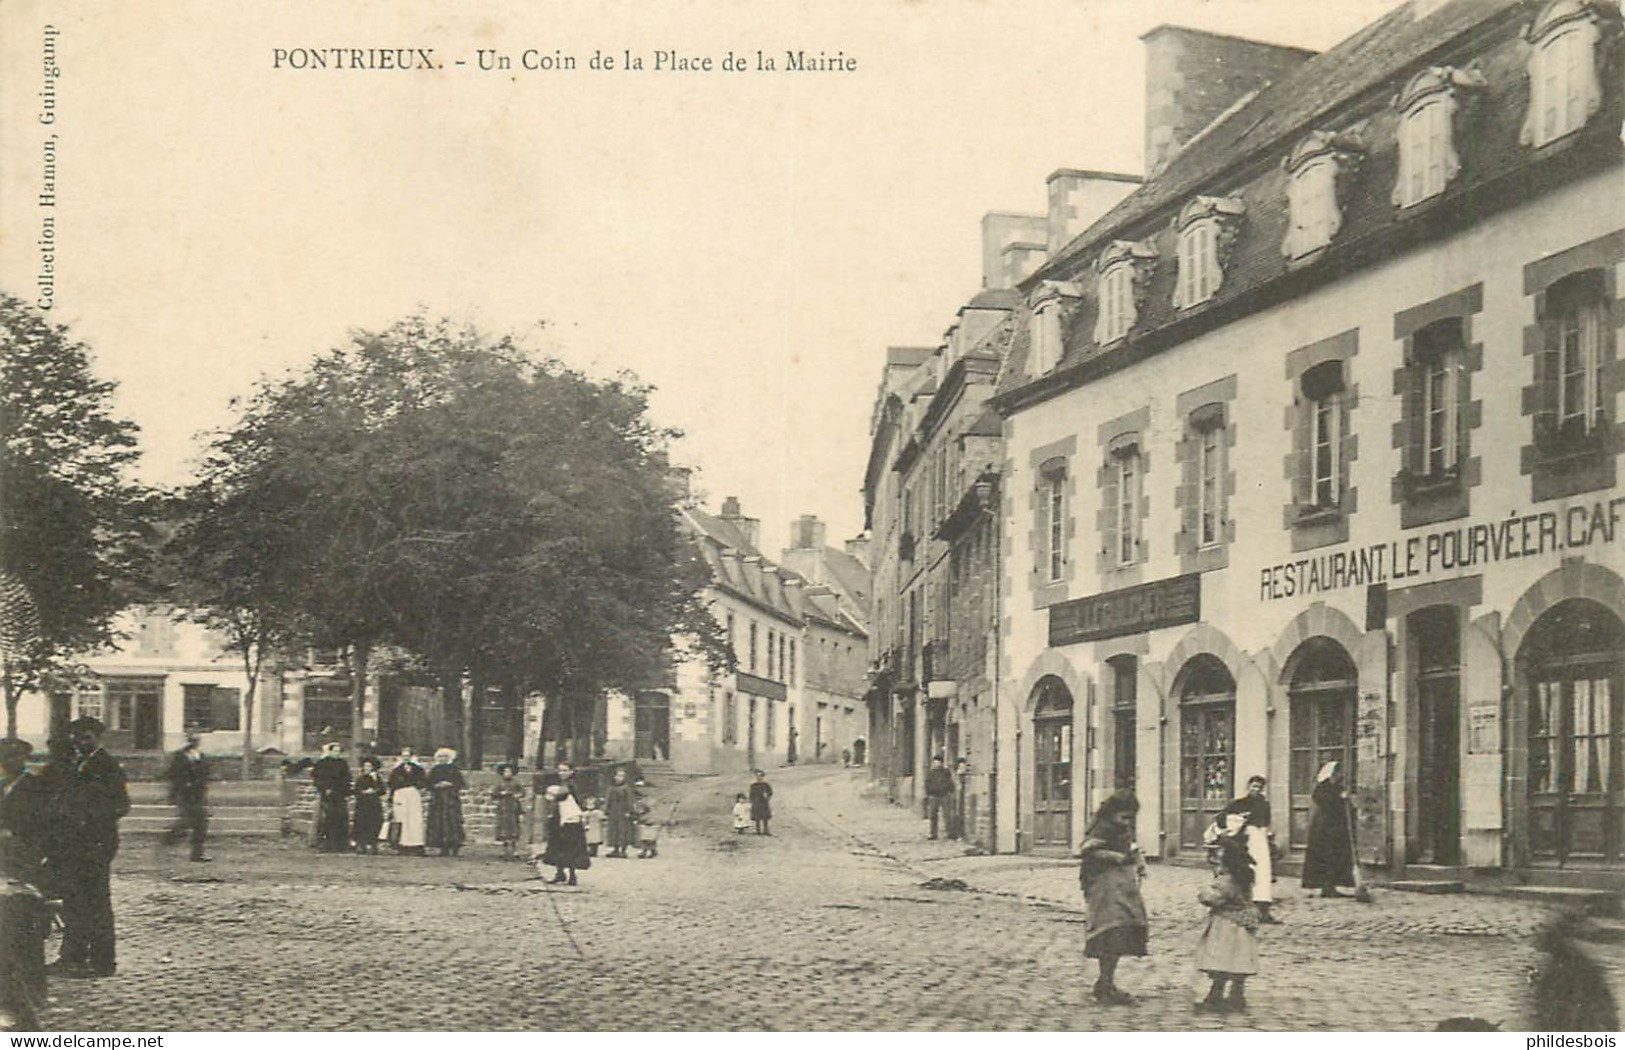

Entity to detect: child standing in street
[749,769,773,835]
[731,793,751,834]
[636,811,659,859]
[583,797,605,857]
[491,763,525,861]
[1193,823,1260,1013]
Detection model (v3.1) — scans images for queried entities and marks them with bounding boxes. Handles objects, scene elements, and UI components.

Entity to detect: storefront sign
[1258,495,1625,602]
[735,671,786,701]
[1048,573,1201,646]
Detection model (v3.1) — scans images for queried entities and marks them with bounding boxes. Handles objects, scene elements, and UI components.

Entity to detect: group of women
[306,744,469,856]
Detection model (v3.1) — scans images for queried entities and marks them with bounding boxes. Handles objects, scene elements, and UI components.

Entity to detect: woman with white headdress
[388,747,428,855]
[426,747,466,857]
[1300,760,1355,898]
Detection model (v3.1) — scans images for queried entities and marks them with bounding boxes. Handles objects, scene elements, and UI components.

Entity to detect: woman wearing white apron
[1221,775,1278,923]
[387,748,428,854]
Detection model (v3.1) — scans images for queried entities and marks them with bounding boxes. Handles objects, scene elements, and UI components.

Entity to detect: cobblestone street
[43,766,1558,1031]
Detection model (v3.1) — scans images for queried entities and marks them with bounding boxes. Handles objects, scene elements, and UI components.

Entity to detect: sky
[1,0,1403,559]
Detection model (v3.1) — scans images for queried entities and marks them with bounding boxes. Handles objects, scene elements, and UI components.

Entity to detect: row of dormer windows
[1031,0,1614,374]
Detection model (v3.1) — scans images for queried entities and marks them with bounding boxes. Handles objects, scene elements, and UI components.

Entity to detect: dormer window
[1173,196,1245,309]
[1521,0,1614,149]
[1282,131,1363,262]
[1093,240,1157,346]
[1028,281,1078,375]
[1393,67,1483,207]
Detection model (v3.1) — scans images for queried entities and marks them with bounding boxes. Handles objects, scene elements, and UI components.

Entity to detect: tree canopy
[173,313,720,763]
[0,294,148,736]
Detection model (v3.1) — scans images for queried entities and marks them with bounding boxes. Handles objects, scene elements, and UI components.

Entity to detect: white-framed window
[1311,389,1341,508]
[1030,296,1066,374]
[1115,450,1140,566]
[1553,282,1607,434]
[1413,320,1463,478]
[1398,98,1452,206]
[1286,159,1338,258]
[1178,222,1218,308]
[1197,423,1223,548]
[1097,264,1134,345]
[1523,7,1604,149]
[1046,472,1066,583]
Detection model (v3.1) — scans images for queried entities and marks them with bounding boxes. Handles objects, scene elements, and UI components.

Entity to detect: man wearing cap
[164,734,211,862]
[55,717,129,978]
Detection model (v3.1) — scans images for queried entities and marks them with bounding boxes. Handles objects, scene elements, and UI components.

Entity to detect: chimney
[981,212,1048,290]
[1046,169,1144,255]
[719,496,760,550]
[1141,25,1315,177]
[788,514,827,551]
[844,535,870,567]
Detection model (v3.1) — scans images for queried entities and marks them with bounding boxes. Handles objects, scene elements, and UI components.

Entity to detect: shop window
[182,683,241,733]
[1032,677,1075,848]
[1520,1,1611,149]
[1523,599,1623,865]
[102,678,164,751]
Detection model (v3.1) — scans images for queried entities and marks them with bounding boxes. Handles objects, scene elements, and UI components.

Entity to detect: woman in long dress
[492,763,525,860]
[604,768,637,859]
[426,747,466,857]
[1220,774,1278,923]
[388,747,428,855]
[1301,761,1355,898]
[1077,790,1149,1005]
[351,755,386,854]
[541,783,591,884]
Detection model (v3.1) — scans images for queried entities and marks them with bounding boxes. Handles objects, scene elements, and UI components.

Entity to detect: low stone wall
[283,779,523,844]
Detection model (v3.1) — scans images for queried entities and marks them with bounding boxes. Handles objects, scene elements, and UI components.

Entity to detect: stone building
[983,0,1623,882]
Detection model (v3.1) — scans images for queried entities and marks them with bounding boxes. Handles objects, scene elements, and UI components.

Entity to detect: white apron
[392,785,425,848]
[1245,824,1273,903]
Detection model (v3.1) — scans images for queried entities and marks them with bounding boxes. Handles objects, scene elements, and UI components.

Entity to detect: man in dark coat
[1301,761,1355,898]
[53,717,129,978]
[923,755,955,840]
[1,738,52,1030]
[311,741,352,853]
[164,734,211,862]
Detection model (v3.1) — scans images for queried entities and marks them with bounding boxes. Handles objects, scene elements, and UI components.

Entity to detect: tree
[180,312,726,767]
[0,295,147,737]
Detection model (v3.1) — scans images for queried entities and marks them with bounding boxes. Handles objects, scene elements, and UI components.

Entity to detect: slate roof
[994,0,1568,404]
[684,506,804,625]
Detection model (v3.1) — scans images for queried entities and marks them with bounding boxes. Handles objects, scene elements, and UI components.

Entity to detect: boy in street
[924,755,954,840]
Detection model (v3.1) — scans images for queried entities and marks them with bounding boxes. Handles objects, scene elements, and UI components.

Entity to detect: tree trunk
[466,666,486,770]
[349,640,371,753]
[3,664,17,740]
[441,662,464,762]
[502,678,522,765]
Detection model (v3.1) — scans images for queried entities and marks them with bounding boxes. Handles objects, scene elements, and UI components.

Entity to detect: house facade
[985,0,1624,880]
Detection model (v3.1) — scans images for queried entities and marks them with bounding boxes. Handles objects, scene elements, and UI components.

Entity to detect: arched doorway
[1286,637,1358,848]
[1521,599,1624,866]
[1031,676,1074,848]
[1177,655,1236,850]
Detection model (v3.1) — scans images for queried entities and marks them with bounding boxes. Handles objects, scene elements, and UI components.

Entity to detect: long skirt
[315,794,350,851]
[542,821,592,870]
[392,786,425,849]
[1245,825,1273,903]
[427,787,465,851]
[352,796,385,847]
[494,797,523,844]
[1194,914,1258,976]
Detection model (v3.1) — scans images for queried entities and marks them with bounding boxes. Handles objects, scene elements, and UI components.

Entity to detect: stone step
[1404,864,1467,880]
[1389,879,1466,894]
[1501,885,1622,916]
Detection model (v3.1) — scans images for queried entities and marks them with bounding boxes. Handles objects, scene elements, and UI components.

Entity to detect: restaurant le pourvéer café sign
[1048,574,1202,646]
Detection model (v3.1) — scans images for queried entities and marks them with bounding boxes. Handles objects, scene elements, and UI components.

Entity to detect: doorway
[1524,599,1623,867]
[1031,676,1074,848]
[1411,608,1460,865]
[1177,655,1236,850]
[634,692,670,761]
[1287,637,1358,848]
